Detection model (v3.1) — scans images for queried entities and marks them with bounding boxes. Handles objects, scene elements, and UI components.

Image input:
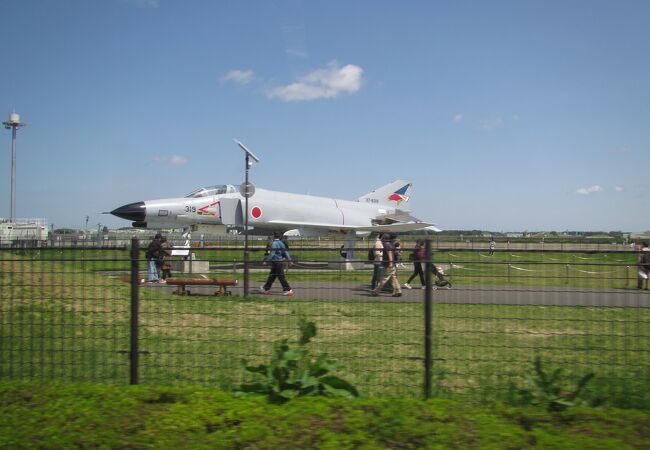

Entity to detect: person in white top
[370,233,385,290]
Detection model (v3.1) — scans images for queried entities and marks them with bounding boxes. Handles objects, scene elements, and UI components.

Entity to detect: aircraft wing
[265,220,361,231]
[355,222,441,233]
[265,220,439,233]
[380,211,426,223]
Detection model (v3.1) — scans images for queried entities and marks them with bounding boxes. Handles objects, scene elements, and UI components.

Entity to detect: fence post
[130,238,140,385]
[424,239,433,399]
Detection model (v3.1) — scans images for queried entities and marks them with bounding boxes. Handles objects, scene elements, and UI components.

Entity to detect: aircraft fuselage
[111,187,397,234]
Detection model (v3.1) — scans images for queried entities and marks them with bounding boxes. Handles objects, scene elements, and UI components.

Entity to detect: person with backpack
[370,233,402,297]
[403,239,426,289]
[260,232,294,296]
[637,242,650,290]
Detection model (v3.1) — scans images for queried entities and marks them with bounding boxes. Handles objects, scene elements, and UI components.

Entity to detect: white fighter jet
[110,180,439,239]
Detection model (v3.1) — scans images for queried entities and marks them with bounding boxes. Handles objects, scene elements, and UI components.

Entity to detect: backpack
[368,248,375,262]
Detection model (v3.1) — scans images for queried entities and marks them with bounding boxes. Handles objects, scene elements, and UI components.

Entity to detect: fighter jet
[110,180,439,238]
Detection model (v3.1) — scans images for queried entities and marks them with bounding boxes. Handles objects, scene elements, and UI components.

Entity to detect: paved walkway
[148,281,650,307]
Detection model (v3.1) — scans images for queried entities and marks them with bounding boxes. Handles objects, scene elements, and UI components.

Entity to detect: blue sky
[1,0,648,232]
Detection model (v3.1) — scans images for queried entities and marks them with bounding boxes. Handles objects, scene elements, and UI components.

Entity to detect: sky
[0,0,649,232]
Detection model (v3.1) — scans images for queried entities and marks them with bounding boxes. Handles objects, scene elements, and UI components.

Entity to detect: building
[0,218,48,246]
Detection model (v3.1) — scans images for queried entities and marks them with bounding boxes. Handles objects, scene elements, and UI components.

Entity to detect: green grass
[1,381,649,449]
[1,249,649,409]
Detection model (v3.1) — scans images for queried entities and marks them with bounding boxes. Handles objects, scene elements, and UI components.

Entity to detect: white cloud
[154,155,188,166]
[576,185,603,195]
[265,61,363,102]
[221,69,255,85]
[453,113,464,124]
[480,116,504,130]
[614,186,624,192]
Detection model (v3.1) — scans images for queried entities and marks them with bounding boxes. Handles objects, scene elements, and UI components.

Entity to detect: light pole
[3,111,26,222]
[235,139,260,297]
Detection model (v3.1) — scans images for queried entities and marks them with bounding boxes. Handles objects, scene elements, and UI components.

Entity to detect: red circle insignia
[251,206,262,219]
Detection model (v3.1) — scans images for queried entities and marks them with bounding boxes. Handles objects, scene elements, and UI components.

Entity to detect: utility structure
[3,111,26,222]
[235,139,260,297]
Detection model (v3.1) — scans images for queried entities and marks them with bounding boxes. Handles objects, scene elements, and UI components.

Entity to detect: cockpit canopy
[184,185,236,198]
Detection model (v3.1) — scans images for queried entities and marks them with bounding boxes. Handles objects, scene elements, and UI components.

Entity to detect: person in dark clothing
[159,236,173,281]
[260,232,294,296]
[145,233,163,283]
[403,239,426,289]
[637,242,650,290]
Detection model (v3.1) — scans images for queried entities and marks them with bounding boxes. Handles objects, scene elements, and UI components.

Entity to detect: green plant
[516,356,596,412]
[237,319,359,403]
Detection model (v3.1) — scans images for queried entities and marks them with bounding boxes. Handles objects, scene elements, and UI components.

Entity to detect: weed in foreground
[514,356,599,412]
[236,319,359,403]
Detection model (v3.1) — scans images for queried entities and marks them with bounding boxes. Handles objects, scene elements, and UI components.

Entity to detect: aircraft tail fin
[358,180,412,209]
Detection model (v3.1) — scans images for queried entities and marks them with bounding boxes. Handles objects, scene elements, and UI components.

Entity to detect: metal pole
[4,114,25,222]
[10,126,16,221]
[424,239,433,399]
[244,154,250,296]
[234,139,259,297]
[130,238,140,385]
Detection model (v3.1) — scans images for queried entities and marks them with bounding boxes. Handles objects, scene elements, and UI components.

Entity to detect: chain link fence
[1,238,649,408]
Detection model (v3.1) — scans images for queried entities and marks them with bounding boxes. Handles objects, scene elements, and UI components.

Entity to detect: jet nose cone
[111,201,146,222]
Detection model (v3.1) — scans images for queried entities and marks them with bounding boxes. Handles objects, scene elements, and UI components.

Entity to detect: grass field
[1,246,649,409]
[12,244,643,286]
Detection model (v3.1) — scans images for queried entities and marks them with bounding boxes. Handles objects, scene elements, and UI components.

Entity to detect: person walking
[370,233,385,289]
[403,239,426,289]
[637,242,650,290]
[371,234,402,297]
[489,239,496,256]
[260,232,294,296]
[145,233,163,283]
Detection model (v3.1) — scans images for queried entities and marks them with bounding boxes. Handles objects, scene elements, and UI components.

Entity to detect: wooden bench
[164,278,238,296]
